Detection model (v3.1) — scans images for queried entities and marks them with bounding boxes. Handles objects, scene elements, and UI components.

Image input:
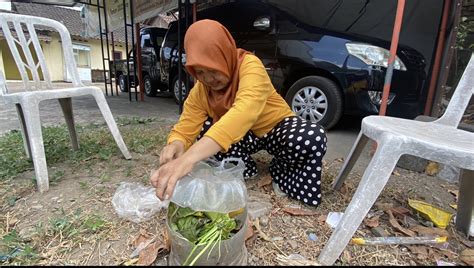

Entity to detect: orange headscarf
[184,19,250,122]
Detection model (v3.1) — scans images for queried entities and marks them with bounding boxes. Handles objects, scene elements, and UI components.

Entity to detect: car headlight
[346,43,407,71]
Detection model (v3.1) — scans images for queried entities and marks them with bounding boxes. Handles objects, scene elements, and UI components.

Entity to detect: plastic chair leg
[456,169,474,236]
[22,102,49,193]
[91,90,132,159]
[332,132,370,190]
[58,97,79,150]
[15,104,32,159]
[318,140,401,265]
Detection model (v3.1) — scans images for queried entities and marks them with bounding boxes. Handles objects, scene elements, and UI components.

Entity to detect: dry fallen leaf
[257,174,272,188]
[137,240,168,266]
[387,210,415,237]
[460,249,474,266]
[363,215,380,228]
[375,202,394,211]
[391,207,411,217]
[425,161,440,176]
[406,245,429,260]
[317,214,327,224]
[411,225,449,237]
[133,228,152,247]
[245,217,256,242]
[281,207,319,216]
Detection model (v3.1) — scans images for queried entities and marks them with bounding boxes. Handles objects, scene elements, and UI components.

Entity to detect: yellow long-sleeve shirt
[167,54,295,152]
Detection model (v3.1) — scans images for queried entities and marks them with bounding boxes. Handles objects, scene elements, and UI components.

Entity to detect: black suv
[160,1,427,129]
[113,27,167,97]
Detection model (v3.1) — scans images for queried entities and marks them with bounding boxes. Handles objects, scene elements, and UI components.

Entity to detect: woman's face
[193,66,230,91]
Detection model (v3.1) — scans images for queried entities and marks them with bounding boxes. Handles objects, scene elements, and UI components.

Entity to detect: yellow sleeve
[167,83,208,150]
[204,55,273,151]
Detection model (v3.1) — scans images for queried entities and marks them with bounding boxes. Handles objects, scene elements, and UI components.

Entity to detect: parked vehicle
[113,27,167,97]
[160,1,427,129]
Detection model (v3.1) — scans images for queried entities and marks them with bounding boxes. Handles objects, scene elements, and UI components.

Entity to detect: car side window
[141,33,152,48]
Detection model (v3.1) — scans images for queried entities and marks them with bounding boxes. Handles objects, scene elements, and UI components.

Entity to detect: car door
[140,31,153,74]
[198,2,278,84]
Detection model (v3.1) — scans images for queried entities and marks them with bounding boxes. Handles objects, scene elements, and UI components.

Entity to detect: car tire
[285,76,343,130]
[144,75,157,97]
[118,74,129,93]
[172,75,192,104]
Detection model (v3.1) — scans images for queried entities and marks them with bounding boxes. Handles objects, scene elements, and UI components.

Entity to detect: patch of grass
[1,208,111,265]
[78,181,88,190]
[0,117,169,181]
[50,170,65,186]
[99,172,111,183]
[0,230,39,265]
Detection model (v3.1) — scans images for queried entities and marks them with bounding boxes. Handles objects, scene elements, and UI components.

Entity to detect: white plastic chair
[0,13,132,193]
[318,53,474,265]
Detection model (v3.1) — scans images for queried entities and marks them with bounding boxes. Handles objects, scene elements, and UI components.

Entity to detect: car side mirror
[253,16,271,31]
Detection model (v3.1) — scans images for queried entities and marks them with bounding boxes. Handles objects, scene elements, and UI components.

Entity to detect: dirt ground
[0,120,472,266]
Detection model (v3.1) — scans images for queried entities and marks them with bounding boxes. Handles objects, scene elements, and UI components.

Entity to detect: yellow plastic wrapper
[408,199,454,229]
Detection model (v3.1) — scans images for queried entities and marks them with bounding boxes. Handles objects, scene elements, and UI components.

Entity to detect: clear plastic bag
[112,182,169,223]
[170,157,247,213]
[167,157,249,266]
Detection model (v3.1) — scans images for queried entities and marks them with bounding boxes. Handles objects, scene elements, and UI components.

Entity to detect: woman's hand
[150,136,223,200]
[150,155,196,200]
[159,140,185,166]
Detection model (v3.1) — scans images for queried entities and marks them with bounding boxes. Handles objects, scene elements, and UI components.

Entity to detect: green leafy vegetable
[168,202,242,266]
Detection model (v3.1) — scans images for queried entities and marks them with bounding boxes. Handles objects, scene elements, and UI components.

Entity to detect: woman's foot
[272,182,287,197]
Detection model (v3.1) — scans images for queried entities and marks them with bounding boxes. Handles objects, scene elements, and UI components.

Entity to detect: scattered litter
[112,182,169,223]
[307,232,318,242]
[325,212,344,229]
[408,199,454,229]
[351,236,447,246]
[436,260,456,266]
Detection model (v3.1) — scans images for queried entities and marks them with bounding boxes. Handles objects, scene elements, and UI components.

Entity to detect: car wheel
[172,75,191,104]
[144,75,157,97]
[118,74,129,93]
[285,76,343,130]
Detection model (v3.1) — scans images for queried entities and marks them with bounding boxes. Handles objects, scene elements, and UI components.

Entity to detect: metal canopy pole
[423,0,451,116]
[129,0,138,101]
[178,0,183,114]
[96,0,110,96]
[102,0,113,96]
[379,0,406,116]
[123,0,132,101]
[136,23,144,102]
[111,31,119,95]
[431,0,463,118]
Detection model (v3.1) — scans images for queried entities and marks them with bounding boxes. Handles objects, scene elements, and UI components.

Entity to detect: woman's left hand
[150,155,196,201]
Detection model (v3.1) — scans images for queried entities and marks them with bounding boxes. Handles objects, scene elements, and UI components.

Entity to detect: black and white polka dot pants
[197,116,327,207]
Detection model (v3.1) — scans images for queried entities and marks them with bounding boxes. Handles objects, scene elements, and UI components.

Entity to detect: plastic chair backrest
[0,70,6,95]
[434,52,474,127]
[0,13,83,94]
